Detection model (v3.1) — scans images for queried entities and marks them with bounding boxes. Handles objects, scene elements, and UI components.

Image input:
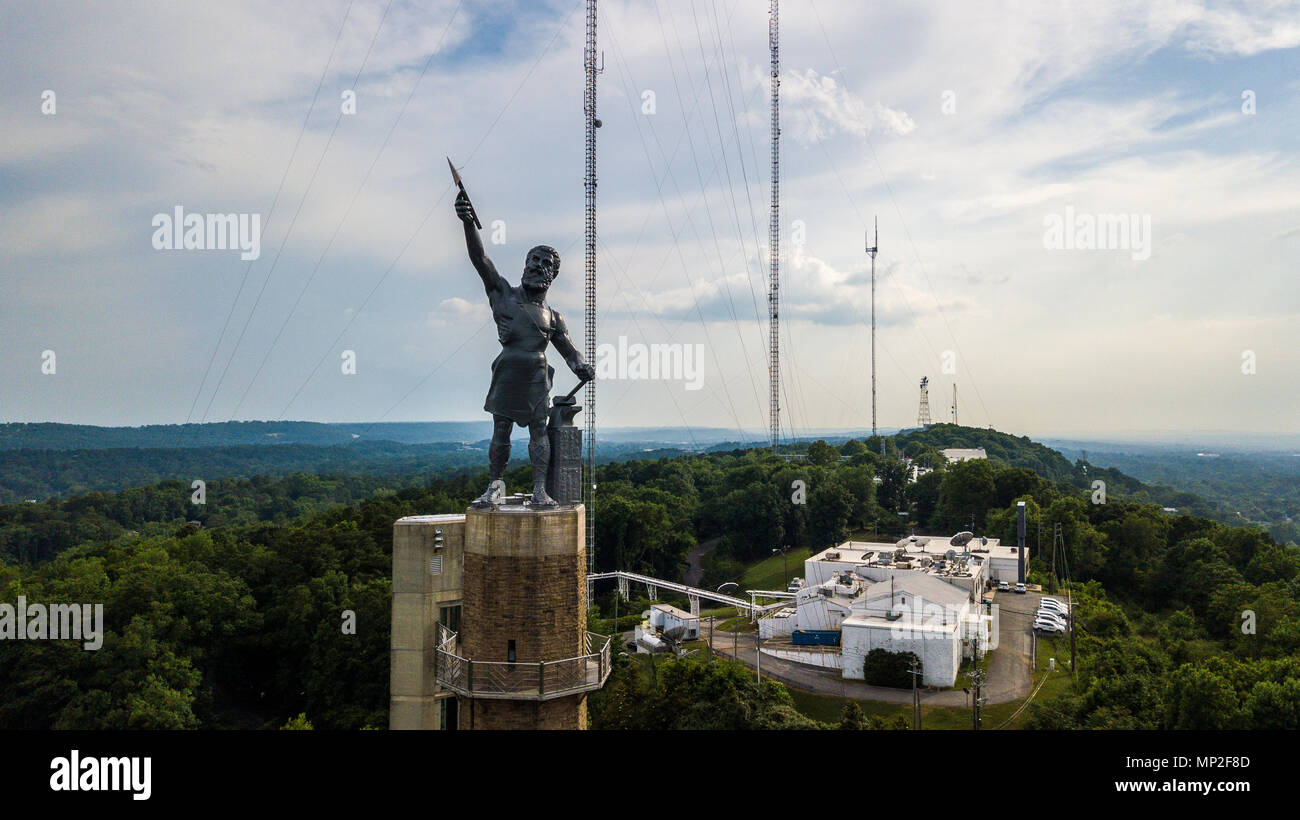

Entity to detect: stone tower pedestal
[426,502,608,730]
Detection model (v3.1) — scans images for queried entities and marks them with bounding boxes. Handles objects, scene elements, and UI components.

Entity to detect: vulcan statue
[455,180,594,507]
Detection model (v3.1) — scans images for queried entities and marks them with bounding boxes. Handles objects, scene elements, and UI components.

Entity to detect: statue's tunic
[485,286,569,427]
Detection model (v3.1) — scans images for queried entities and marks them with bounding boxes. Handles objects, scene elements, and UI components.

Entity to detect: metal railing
[434,626,612,701]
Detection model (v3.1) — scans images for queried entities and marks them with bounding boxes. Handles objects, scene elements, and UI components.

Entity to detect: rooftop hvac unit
[826,551,841,560]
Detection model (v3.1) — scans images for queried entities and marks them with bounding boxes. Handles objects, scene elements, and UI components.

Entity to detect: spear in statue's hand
[447,156,482,230]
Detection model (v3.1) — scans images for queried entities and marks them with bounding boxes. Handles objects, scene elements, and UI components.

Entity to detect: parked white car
[1014,582,1027,594]
[1040,597,1069,614]
[1036,610,1068,629]
[1033,617,1066,634]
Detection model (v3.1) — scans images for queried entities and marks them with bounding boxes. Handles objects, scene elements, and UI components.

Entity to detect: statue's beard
[522,280,548,302]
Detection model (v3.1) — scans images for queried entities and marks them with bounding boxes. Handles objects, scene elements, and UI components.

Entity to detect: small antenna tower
[952,383,958,426]
[867,216,878,442]
[917,377,932,426]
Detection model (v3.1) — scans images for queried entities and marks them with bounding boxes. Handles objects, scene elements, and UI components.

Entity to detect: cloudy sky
[2,0,1298,441]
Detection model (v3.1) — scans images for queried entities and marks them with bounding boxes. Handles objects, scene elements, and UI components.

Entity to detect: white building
[648,603,699,640]
[754,534,1005,686]
[941,447,987,463]
[840,573,986,687]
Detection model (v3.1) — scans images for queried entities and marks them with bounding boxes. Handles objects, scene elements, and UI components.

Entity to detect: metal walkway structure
[587,571,794,620]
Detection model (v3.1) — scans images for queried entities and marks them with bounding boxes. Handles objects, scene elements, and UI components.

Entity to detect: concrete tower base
[459,503,588,730]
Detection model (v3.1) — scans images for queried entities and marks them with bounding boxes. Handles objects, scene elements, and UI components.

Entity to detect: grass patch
[741,547,814,592]
[786,688,910,725]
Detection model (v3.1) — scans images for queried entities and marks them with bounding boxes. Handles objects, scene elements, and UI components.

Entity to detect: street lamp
[771,545,789,588]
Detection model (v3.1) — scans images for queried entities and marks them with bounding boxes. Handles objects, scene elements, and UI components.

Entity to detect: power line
[228,0,467,420]
[179,0,357,437]
[200,0,396,424]
[276,0,584,420]
[807,0,992,427]
[608,2,765,431]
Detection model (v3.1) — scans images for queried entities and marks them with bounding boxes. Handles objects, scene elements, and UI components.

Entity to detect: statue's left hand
[574,362,596,381]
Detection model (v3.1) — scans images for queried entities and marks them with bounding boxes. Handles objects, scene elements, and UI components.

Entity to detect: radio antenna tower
[952,383,958,425]
[583,0,598,571]
[767,0,780,450]
[917,377,932,426]
[866,216,878,441]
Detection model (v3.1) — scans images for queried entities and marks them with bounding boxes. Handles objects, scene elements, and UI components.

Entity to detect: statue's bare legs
[472,416,514,507]
[472,415,557,507]
[528,423,556,507]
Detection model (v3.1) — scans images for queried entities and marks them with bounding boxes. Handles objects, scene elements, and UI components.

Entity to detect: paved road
[680,537,719,588]
[702,590,1040,706]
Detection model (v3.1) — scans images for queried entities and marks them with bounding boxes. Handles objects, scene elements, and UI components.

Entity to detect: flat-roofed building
[649,603,699,639]
[841,573,985,687]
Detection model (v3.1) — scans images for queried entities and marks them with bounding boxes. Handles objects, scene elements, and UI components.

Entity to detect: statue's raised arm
[456,191,505,296]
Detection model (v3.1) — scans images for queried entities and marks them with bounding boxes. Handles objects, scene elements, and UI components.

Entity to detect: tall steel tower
[767,0,780,449]
[917,377,932,426]
[583,0,598,571]
[866,217,878,440]
[952,383,958,426]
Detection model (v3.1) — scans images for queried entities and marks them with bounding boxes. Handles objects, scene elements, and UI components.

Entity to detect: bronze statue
[454,177,594,507]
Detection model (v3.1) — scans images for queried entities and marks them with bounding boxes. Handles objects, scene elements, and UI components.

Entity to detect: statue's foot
[529,488,558,508]
[471,481,505,508]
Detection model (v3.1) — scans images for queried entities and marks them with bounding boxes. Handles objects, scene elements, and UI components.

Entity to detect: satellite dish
[950,531,974,547]
[945,549,958,561]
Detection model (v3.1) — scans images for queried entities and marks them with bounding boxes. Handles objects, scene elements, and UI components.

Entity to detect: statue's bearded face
[522,246,559,291]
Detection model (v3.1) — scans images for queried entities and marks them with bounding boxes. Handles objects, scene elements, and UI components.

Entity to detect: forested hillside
[1,426,1296,730]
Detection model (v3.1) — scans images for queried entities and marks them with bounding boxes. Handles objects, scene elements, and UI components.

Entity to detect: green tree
[1163,665,1245,729]
[806,440,839,466]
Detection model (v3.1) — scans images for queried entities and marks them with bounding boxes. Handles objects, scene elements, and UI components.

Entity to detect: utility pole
[867,217,878,441]
[767,0,780,450]
[1069,589,1077,679]
[707,615,713,662]
[908,657,922,730]
[969,631,984,730]
[773,545,789,586]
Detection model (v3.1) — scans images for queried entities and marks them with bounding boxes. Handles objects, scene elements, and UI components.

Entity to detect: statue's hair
[527,245,560,282]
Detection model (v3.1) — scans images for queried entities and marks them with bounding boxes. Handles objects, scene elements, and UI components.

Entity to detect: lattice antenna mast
[952,383,958,426]
[866,216,878,442]
[767,0,780,450]
[917,376,932,426]
[584,0,598,571]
